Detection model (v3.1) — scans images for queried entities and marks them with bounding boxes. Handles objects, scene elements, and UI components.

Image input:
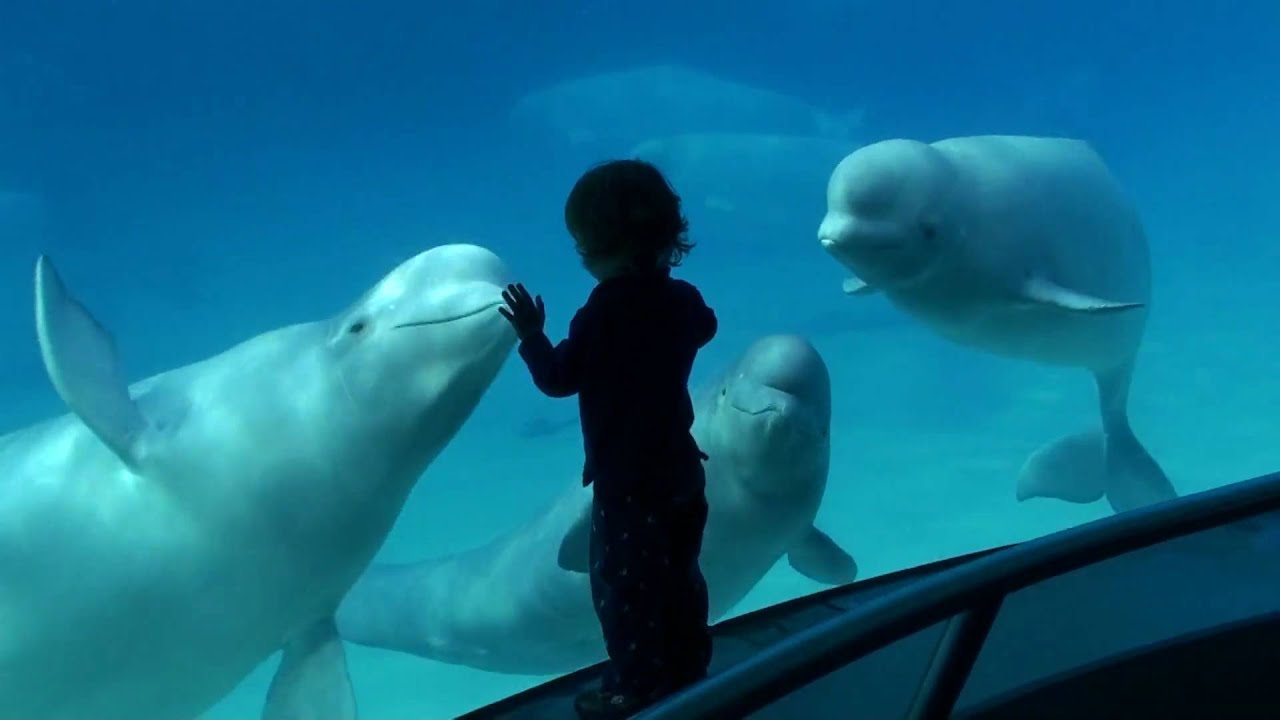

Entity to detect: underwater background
[0,0,1276,717]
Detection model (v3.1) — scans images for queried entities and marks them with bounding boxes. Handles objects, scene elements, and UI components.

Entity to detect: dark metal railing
[636,470,1280,719]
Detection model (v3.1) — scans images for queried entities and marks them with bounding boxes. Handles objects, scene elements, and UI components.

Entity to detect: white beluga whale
[0,244,516,720]
[817,135,1176,514]
[334,334,857,675]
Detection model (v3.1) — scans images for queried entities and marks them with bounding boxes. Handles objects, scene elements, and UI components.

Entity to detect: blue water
[1,1,1276,717]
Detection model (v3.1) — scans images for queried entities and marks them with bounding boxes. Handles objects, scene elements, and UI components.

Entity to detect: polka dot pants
[588,488,712,697]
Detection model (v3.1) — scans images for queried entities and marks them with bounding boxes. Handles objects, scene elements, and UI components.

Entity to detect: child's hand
[498,282,546,341]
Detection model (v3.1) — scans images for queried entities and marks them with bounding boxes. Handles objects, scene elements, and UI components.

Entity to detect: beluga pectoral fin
[1020,275,1144,314]
[787,526,858,585]
[263,618,356,720]
[557,501,593,574]
[842,276,877,296]
[34,255,153,468]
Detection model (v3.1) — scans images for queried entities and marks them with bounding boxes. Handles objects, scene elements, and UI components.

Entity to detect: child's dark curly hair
[564,159,695,269]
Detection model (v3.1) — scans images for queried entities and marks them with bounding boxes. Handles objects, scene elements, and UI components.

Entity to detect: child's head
[564,159,694,279]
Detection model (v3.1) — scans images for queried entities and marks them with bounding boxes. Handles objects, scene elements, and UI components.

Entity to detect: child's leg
[589,496,667,697]
[587,500,621,695]
[657,494,712,686]
[606,491,711,695]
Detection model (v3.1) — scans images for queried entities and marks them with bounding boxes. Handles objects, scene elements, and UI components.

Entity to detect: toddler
[499,159,718,718]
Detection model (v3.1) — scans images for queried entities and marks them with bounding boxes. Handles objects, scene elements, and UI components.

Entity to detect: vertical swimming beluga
[818,135,1176,513]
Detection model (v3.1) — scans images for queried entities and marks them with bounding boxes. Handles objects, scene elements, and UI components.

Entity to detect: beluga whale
[817,135,1176,514]
[0,244,516,720]
[334,334,857,675]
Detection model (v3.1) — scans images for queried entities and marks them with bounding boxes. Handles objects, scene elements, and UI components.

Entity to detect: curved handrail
[637,470,1280,719]
[455,546,1008,719]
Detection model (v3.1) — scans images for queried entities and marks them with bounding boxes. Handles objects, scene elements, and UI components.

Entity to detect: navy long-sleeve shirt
[517,268,717,498]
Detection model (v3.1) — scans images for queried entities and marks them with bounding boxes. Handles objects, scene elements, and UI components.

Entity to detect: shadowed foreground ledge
[462,470,1280,720]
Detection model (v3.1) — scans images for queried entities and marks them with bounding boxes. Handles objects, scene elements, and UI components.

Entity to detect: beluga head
[325,243,516,463]
[700,334,832,502]
[817,138,954,296]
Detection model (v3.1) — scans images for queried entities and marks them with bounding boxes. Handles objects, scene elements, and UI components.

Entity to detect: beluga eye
[348,320,368,335]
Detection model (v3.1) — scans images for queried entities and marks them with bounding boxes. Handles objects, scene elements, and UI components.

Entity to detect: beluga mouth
[393,302,502,329]
[729,397,783,417]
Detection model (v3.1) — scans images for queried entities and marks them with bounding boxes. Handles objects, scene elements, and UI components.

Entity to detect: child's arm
[517,308,589,398]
